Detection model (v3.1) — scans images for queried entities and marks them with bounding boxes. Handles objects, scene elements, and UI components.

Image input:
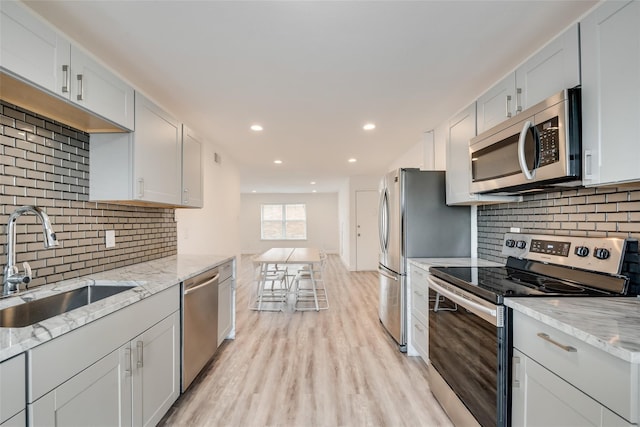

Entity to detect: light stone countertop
[506,297,640,364]
[409,257,503,269]
[0,254,234,362]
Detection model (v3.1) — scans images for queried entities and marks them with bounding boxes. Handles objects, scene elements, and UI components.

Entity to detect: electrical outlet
[510,227,521,233]
[105,230,116,248]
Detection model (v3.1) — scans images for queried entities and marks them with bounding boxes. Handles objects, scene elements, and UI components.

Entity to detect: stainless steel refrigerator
[378,169,471,351]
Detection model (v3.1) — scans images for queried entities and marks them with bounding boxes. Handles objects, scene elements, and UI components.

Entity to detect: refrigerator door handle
[378,188,389,253]
[378,267,399,281]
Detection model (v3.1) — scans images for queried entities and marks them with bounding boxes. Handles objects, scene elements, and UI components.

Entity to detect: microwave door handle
[517,120,535,180]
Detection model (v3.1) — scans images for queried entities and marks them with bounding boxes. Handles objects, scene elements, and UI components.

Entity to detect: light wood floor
[159,255,453,427]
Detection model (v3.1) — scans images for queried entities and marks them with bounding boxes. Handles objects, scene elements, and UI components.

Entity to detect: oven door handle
[427,275,503,327]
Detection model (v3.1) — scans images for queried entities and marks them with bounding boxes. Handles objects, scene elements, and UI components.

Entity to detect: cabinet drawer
[0,353,25,424]
[411,315,428,363]
[410,265,429,325]
[513,311,638,423]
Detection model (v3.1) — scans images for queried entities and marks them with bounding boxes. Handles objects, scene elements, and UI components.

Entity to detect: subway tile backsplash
[1,101,177,288]
[478,186,640,263]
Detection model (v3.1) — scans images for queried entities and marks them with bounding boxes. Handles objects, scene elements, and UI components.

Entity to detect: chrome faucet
[2,206,59,296]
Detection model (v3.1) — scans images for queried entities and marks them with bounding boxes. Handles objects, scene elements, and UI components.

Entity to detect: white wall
[176,140,241,259]
[387,140,424,172]
[239,192,339,254]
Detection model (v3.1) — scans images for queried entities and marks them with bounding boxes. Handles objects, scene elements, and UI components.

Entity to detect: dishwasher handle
[184,273,219,295]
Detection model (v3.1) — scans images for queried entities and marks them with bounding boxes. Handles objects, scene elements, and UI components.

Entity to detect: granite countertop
[0,254,233,362]
[506,297,640,364]
[409,257,503,269]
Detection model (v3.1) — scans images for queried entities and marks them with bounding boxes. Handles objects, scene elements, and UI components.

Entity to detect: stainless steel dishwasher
[181,267,219,392]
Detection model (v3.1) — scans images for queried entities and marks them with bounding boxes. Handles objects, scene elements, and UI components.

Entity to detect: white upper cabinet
[477,24,580,134]
[0,1,70,96]
[70,46,134,131]
[581,0,640,187]
[445,103,520,205]
[182,126,204,208]
[91,93,183,206]
[0,1,134,131]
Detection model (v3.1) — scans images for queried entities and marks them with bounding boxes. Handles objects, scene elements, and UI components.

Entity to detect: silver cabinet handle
[414,290,424,297]
[516,88,523,113]
[506,95,512,118]
[512,356,521,388]
[414,323,424,332]
[62,65,69,93]
[183,188,189,204]
[137,178,144,198]
[124,347,132,376]
[537,332,577,352]
[136,341,144,368]
[76,74,84,101]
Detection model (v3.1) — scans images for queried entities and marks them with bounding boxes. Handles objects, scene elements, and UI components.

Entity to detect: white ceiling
[23,0,597,194]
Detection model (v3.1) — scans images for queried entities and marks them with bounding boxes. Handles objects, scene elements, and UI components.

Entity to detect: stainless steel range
[427,233,639,427]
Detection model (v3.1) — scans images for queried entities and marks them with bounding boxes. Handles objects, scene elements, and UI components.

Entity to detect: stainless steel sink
[0,284,136,328]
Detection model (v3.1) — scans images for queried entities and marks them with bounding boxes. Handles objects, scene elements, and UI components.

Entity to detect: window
[261,203,307,240]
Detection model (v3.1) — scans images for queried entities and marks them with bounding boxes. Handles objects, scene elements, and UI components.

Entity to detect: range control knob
[516,240,527,249]
[594,248,610,260]
[505,239,516,248]
[574,246,590,257]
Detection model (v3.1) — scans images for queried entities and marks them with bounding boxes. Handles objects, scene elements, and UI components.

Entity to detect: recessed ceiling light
[250,124,263,131]
[312,190,317,193]
[363,123,376,131]
[310,181,316,185]
[348,158,357,163]
[251,190,257,193]
[274,159,283,164]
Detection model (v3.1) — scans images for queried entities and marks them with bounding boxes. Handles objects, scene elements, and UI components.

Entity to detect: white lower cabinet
[407,264,429,361]
[30,347,130,427]
[133,312,180,427]
[218,260,235,347]
[0,353,25,425]
[512,311,636,426]
[28,286,180,427]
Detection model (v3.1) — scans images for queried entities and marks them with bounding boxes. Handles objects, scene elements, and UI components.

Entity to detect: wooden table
[252,248,325,311]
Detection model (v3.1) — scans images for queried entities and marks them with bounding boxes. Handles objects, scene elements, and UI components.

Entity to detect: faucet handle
[22,262,32,284]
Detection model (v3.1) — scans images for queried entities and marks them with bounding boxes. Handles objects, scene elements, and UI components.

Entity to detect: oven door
[427,275,508,427]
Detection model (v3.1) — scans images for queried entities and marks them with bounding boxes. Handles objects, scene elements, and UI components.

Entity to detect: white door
[356,190,378,271]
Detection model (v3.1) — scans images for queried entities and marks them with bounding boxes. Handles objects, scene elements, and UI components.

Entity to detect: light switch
[105,230,116,248]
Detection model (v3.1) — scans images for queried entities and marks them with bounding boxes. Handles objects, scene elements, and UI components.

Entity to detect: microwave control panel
[536,116,560,167]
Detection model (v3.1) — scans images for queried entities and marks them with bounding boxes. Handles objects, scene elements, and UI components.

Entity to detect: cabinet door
[512,349,630,427]
[582,0,640,186]
[134,93,182,205]
[132,311,179,427]
[70,46,134,130]
[0,354,25,424]
[477,73,516,134]
[0,1,70,97]
[218,277,233,346]
[30,346,132,427]
[515,24,580,111]
[182,126,204,208]
[446,103,477,205]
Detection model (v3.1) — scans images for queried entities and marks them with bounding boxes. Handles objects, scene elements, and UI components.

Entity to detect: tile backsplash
[478,186,640,263]
[1,101,177,288]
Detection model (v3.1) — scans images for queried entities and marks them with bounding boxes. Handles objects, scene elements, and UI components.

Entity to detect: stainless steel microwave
[470,88,581,194]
